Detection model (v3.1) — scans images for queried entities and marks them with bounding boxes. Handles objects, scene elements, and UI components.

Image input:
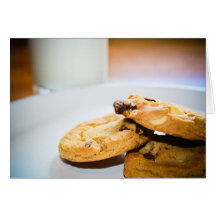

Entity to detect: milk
[29,39,108,92]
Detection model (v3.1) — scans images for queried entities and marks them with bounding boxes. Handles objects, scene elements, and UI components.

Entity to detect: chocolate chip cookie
[124,135,206,178]
[113,95,205,141]
[59,114,153,162]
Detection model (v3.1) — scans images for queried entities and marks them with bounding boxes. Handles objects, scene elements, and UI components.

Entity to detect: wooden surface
[10,39,206,102]
[109,39,205,86]
[10,39,34,101]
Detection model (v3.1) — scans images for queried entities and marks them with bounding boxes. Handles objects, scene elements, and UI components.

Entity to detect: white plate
[10,83,205,178]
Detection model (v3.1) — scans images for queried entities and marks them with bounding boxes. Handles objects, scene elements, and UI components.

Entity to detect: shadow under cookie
[60,153,125,169]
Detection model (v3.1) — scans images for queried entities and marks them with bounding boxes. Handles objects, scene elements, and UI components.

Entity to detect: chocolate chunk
[144,97,156,102]
[126,102,137,110]
[85,142,92,147]
[143,152,155,161]
[113,100,127,114]
[135,124,145,136]
[119,125,129,131]
[124,118,136,124]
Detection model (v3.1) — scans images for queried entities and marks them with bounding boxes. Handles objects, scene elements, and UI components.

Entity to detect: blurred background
[10,38,206,102]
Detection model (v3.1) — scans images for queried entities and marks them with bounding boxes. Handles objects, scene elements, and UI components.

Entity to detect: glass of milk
[29,39,108,93]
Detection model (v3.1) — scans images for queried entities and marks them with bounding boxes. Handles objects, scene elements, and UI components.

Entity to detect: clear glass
[29,39,108,93]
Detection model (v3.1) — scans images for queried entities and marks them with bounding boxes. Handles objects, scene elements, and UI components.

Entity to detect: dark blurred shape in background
[10,38,205,102]
[10,39,33,101]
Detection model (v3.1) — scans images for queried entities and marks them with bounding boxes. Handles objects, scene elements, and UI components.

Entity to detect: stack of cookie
[59,94,206,178]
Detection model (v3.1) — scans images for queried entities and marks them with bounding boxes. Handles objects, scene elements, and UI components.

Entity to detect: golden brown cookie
[113,95,205,141]
[59,114,153,162]
[124,135,206,178]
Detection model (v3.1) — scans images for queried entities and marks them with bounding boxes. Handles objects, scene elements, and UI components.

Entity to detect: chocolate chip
[144,97,156,102]
[113,100,127,114]
[85,142,92,147]
[135,124,145,136]
[126,102,137,110]
[124,118,135,124]
[143,152,155,161]
[119,125,129,131]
